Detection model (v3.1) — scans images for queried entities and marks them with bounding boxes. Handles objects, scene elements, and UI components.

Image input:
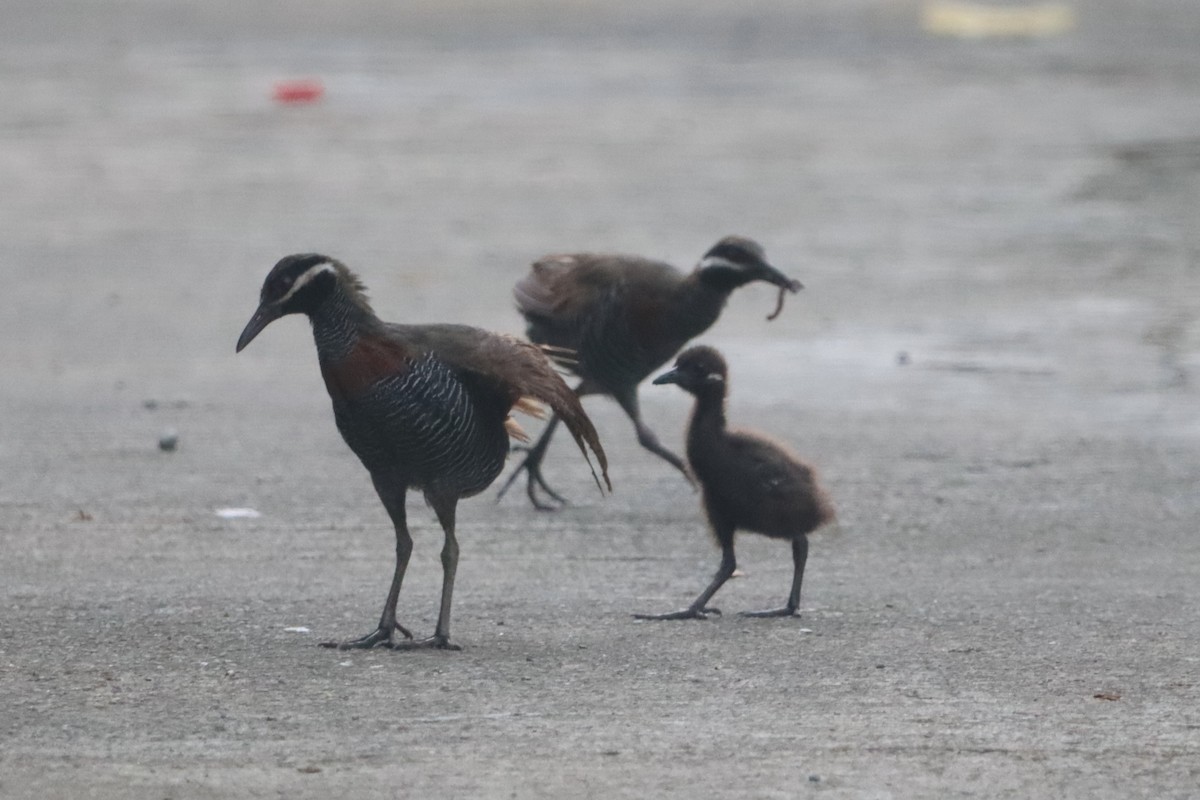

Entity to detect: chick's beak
[236,302,282,353]
[653,367,682,386]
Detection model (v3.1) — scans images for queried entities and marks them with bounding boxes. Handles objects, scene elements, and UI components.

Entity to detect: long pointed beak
[236,303,282,352]
[759,261,803,293]
[653,367,682,386]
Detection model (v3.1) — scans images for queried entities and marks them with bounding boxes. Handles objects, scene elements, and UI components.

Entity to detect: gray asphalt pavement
[1,1,1198,797]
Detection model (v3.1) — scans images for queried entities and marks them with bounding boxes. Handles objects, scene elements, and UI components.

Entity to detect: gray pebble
[159,431,178,452]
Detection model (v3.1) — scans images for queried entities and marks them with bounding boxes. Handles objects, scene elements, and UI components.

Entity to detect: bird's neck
[687,389,727,451]
[674,274,733,337]
[694,264,760,294]
[308,286,382,361]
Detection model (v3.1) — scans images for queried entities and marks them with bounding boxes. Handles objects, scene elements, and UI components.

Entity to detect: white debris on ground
[215,508,261,519]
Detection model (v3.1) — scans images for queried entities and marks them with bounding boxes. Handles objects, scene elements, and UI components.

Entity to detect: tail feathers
[504,344,610,495]
[544,384,612,494]
[816,488,837,528]
[512,396,547,420]
[504,396,545,443]
[536,343,579,368]
[434,330,610,495]
[504,416,531,443]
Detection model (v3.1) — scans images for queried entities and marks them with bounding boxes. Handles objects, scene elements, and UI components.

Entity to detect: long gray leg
[322,477,414,649]
[741,534,808,618]
[613,387,696,487]
[395,493,462,650]
[634,538,736,621]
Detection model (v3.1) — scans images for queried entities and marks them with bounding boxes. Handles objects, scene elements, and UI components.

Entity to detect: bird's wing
[726,432,812,497]
[387,323,611,494]
[515,254,680,328]
[515,254,685,380]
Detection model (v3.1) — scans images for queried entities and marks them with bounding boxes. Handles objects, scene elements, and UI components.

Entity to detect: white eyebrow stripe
[278,262,335,305]
[699,255,743,271]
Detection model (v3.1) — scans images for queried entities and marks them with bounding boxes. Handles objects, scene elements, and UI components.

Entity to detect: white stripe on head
[278,262,336,305]
[698,255,745,272]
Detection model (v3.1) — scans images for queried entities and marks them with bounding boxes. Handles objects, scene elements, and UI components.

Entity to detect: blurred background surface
[1,1,1198,797]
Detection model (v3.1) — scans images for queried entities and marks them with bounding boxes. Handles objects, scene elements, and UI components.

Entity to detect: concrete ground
[1,0,1198,796]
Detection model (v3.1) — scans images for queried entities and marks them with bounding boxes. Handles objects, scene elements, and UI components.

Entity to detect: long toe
[528,482,565,511]
[738,607,799,619]
[393,634,462,651]
[320,626,397,650]
[633,607,720,621]
[527,468,568,511]
[497,454,567,510]
[529,464,567,503]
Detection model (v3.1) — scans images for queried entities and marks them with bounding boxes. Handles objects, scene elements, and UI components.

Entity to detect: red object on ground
[273,80,324,104]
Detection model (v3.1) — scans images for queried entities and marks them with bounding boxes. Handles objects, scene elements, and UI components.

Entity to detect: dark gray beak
[759,261,803,293]
[757,261,803,321]
[653,367,682,386]
[236,303,282,352]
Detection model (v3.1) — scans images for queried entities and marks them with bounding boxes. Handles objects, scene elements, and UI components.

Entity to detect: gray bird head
[653,345,729,396]
[236,254,342,352]
[696,236,802,296]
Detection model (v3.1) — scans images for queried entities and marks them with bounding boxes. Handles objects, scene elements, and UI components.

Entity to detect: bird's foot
[319,621,413,650]
[738,607,800,619]
[527,465,568,511]
[392,633,462,651]
[496,449,568,511]
[633,606,721,621]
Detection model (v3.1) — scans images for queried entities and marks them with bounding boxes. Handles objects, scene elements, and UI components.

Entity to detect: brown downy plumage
[634,345,833,621]
[237,254,609,650]
[498,235,803,510]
